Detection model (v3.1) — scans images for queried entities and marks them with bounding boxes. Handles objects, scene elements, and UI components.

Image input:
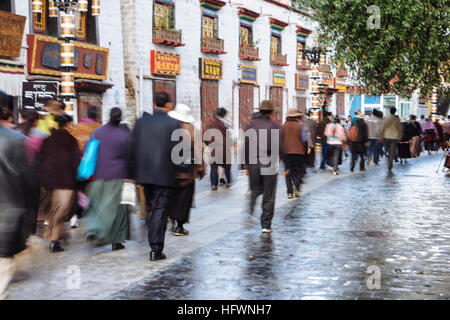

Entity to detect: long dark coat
[130,110,180,187]
[39,129,81,190]
[205,118,233,169]
[0,127,39,258]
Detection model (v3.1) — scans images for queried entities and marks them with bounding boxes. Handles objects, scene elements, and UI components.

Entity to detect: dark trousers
[306,148,315,168]
[320,142,329,169]
[210,163,231,186]
[284,154,304,194]
[143,184,174,252]
[366,139,380,164]
[328,145,342,171]
[248,164,277,229]
[351,147,365,170]
[384,139,399,170]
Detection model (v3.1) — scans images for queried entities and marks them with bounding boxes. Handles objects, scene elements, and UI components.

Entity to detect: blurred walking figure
[324,116,347,175]
[16,109,49,163]
[443,115,450,142]
[398,117,412,164]
[0,97,39,300]
[83,108,131,251]
[348,112,369,172]
[281,109,309,198]
[243,100,282,234]
[422,118,438,154]
[365,109,382,166]
[38,114,81,252]
[167,104,205,236]
[381,107,403,172]
[205,108,233,190]
[409,115,422,158]
[0,91,15,130]
[303,110,318,168]
[37,100,66,134]
[69,105,101,228]
[131,92,179,261]
[317,111,332,171]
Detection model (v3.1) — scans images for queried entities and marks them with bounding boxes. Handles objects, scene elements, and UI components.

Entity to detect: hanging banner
[334,77,347,93]
[272,70,286,87]
[240,65,257,85]
[0,11,26,58]
[151,50,181,76]
[200,58,223,80]
[295,73,309,91]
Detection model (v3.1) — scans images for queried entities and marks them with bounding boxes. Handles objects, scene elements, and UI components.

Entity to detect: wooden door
[239,84,254,129]
[270,86,283,124]
[201,80,219,133]
[153,79,176,106]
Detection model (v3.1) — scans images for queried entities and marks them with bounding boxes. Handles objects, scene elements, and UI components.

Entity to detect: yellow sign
[272,70,286,87]
[151,50,181,76]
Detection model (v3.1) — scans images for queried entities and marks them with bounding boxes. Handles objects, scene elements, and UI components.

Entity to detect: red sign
[27,34,109,81]
[151,50,181,76]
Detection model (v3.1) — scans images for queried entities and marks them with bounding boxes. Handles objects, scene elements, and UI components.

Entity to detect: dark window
[86,0,98,45]
[0,0,11,12]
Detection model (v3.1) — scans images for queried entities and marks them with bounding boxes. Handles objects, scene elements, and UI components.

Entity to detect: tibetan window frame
[153,0,175,31]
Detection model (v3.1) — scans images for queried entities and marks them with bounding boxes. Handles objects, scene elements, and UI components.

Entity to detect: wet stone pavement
[112,154,450,300]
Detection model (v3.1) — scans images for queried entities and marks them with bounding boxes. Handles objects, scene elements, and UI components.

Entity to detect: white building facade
[121,0,345,134]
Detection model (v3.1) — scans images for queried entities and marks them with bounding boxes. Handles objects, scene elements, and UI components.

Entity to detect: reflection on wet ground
[113,155,450,300]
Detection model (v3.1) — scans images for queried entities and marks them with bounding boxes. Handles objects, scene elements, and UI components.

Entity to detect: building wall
[98,0,127,123]
[130,0,319,132]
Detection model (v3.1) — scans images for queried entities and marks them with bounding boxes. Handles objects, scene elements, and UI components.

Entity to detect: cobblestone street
[7,153,450,300]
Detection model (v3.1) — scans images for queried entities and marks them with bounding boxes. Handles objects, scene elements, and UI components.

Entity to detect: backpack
[348,125,360,143]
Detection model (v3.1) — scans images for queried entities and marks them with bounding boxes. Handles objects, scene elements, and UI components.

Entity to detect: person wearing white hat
[167,104,205,236]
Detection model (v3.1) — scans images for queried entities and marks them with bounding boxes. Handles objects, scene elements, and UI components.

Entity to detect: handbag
[120,182,136,206]
[77,135,100,181]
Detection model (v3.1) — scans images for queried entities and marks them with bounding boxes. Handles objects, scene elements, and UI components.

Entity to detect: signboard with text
[22,81,59,112]
[272,70,286,87]
[151,50,181,76]
[200,58,223,80]
[295,73,309,91]
[240,65,257,85]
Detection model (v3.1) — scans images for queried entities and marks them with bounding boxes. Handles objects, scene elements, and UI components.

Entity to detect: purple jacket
[92,122,131,181]
[422,121,438,137]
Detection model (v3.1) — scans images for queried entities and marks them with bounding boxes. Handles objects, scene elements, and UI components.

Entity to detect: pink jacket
[324,123,347,144]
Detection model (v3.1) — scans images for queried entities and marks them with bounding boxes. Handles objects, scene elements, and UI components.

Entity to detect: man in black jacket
[0,124,38,299]
[131,92,179,261]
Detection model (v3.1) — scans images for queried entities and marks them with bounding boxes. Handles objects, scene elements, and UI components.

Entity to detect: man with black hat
[282,109,310,199]
[242,100,282,234]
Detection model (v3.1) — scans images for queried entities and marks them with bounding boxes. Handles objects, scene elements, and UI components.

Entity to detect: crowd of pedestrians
[0,87,449,299]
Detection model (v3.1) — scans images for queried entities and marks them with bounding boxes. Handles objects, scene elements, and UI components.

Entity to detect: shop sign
[200,58,223,80]
[295,73,308,91]
[321,72,333,86]
[0,11,26,58]
[334,77,346,93]
[240,64,257,85]
[22,81,59,112]
[319,64,331,73]
[151,50,181,76]
[272,70,286,87]
[27,34,109,81]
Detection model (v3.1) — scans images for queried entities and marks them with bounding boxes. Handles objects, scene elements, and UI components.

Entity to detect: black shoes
[112,243,125,251]
[49,241,64,253]
[173,227,189,236]
[150,251,167,261]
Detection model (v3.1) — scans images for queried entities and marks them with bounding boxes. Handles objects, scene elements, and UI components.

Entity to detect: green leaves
[293,0,450,97]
